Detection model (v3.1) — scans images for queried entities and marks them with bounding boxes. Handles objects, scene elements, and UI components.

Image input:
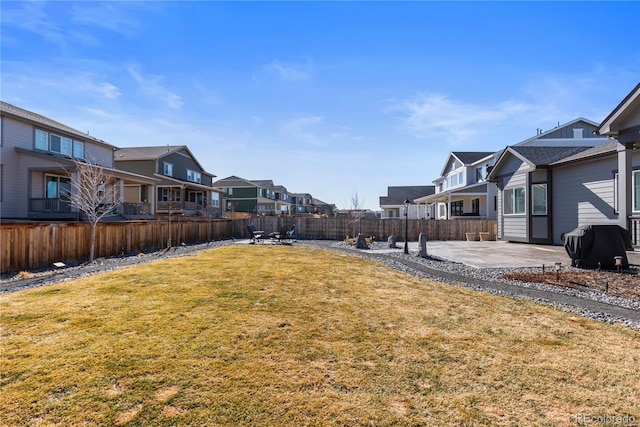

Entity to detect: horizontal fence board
[1,218,496,274]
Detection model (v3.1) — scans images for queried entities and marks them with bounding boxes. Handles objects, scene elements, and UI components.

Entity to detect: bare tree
[350,188,365,211]
[65,160,120,262]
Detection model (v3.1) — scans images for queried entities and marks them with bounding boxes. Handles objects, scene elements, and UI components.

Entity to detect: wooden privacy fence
[236,217,497,242]
[1,219,234,274]
[1,217,496,274]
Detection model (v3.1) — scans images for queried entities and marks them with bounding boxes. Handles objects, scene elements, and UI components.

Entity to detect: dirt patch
[502,270,640,301]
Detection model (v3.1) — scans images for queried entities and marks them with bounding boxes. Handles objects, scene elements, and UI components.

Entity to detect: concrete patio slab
[377,240,574,269]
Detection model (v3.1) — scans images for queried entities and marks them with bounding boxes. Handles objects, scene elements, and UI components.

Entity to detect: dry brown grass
[1,245,639,426]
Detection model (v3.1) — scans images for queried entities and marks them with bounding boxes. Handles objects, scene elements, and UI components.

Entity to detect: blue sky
[2,1,639,210]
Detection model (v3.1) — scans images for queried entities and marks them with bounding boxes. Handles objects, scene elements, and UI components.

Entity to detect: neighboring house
[114,146,223,217]
[291,192,313,214]
[487,145,598,244]
[311,198,336,216]
[379,186,435,219]
[214,176,323,216]
[417,119,609,222]
[213,176,276,215]
[515,118,605,148]
[486,100,639,246]
[416,152,498,220]
[0,101,157,221]
[274,185,292,215]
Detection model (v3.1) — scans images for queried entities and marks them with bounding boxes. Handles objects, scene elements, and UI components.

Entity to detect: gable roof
[514,117,603,146]
[550,140,619,166]
[379,186,435,206]
[0,101,116,148]
[439,151,495,177]
[114,145,186,161]
[509,146,592,166]
[251,180,275,189]
[213,175,257,188]
[115,145,213,176]
[597,83,640,137]
[451,152,495,164]
[487,145,591,181]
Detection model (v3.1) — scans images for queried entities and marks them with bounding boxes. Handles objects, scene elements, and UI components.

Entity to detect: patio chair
[270,224,297,244]
[247,224,266,244]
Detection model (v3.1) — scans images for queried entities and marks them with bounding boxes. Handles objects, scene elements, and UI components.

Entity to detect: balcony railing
[122,202,151,216]
[29,198,72,213]
[156,201,185,212]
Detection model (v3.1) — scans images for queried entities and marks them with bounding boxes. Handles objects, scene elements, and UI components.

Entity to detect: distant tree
[350,188,365,211]
[65,160,120,262]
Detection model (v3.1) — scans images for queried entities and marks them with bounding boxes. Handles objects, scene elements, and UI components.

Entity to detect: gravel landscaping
[2,238,639,331]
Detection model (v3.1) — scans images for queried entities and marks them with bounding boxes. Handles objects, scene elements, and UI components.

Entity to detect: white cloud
[127,65,184,109]
[70,3,140,37]
[264,57,314,82]
[390,93,532,144]
[1,2,66,46]
[281,114,326,146]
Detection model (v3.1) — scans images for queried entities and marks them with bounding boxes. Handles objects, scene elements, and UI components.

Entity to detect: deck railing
[29,198,72,213]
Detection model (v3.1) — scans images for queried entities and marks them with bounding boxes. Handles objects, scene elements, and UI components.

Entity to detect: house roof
[514,117,603,146]
[0,101,116,148]
[251,180,275,189]
[212,175,257,188]
[487,145,592,181]
[379,185,435,206]
[509,146,592,166]
[115,145,186,161]
[438,151,495,177]
[597,83,640,137]
[550,140,619,166]
[114,145,214,177]
[451,152,495,165]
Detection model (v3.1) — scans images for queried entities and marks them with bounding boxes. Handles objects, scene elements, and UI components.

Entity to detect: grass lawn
[1,245,639,426]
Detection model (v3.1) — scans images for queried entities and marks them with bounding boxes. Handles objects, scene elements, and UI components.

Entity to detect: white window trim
[532,184,547,216]
[164,162,173,177]
[503,186,526,216]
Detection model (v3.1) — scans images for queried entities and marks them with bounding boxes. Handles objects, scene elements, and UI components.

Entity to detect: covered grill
[561,225,632,269]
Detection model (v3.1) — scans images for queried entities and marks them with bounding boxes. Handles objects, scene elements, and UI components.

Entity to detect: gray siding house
[487,94,640,247]
[596,83,640,246]
[0,102,156,220]
[114,146,223,217]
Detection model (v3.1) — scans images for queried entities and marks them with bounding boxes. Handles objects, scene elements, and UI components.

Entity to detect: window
[35,129,84,158]
[532,184,547,215]
[227,187,233,196]
[476,167,483,182]
[163,162,173,176]
[634,171,640,212]
[472,198,480,214]
[458,171,464,185]
[159,187,180,201]
[504,187,525,215]
[439,204,446,218]
[45,175,71,199]
[187,169,201,183]
[73,140,84,159]
[451,174,458,186]
[49,134,72,156]
[35,130,48,150]
[451,200,463,216]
